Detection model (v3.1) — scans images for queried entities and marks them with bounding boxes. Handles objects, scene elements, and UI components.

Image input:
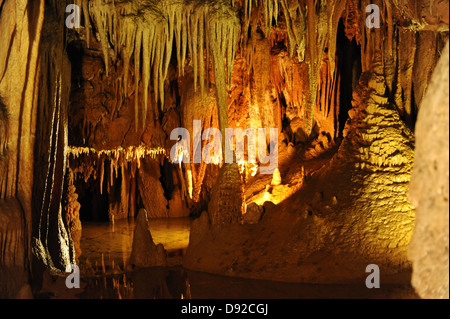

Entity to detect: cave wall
[408,42,449,299]
[0,0,46,298]
[31,1,76,274]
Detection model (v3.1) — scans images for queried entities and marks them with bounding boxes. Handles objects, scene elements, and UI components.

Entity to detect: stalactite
[385,0,393,57]
[327,0,346,79]
[77,0,240,132]
[0,97,8,163]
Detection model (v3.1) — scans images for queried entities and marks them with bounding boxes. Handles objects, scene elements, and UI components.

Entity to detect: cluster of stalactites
[67,145,165,163]
[67,145,165,194]
[240,0,399,136]
[74,0,240,131]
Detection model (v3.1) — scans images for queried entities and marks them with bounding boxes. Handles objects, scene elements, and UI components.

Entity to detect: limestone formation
[408,42,449,299]
[138,158,169,219]
[271,168,282,186]
[183,56,418,284]
[186,211,210,249]
[0,0,449,298]
[129,209,167,268]
[243,203,264,224]
[208,163,244,229]
[64,169,82,263]
[73,0,240,130]
[0,97,7,161]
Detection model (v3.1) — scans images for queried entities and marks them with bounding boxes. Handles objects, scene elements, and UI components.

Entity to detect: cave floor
[79,217,191,271]
[35,203,419,299]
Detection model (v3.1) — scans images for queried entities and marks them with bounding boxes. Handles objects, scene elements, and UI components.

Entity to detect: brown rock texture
[138,158,169,219]
[408,42,449,299]
[129,208,167,268]
[243,203,264,224]
[0,0,46,296]
[31,3,75,272]
[64,169,82,263]
[0,97,7,161]
[207,163,244,229]
[0,199,28,298]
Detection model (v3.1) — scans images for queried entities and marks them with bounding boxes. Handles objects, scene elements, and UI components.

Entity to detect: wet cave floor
[36,218,419,299]
[79,218,191,269]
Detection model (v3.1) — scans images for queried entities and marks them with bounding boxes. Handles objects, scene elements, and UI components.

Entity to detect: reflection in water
[79,217,191,271]
[72,218,418,299]
[79,267,191,299]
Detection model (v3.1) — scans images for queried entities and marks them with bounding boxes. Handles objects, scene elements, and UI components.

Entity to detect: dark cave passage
[75,176,110,222]
[336,18,362,137]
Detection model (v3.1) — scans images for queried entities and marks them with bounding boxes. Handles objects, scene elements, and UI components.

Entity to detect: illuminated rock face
[316,58,416,274]
[409,42,449,299]
[64,169,82,264]
[208,163,244,230]
[138,158,169,219]
[0,0,46,297]
[129,209,167,268]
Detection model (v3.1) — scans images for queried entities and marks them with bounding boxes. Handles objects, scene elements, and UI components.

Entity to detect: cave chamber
[0,0,448,299]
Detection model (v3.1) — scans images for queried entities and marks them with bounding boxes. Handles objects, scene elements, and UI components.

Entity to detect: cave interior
[0,0,448,299]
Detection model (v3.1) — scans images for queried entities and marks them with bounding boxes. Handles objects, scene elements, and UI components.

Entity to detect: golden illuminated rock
[243,203,264,224]
[271,168,282,186]
[208,163,244,229]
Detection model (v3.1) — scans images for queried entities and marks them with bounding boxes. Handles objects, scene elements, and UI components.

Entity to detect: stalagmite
[129,208,167,268]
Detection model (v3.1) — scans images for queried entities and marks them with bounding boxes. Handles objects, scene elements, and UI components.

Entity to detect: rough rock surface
[322,57,416,268]
[64,169,82,263]
[183,57,417,284]
[168,188,190,218]
[207,163,244,229]
[0,97,7,161]
[129,209,167,268]
[408,42,449,299]
[243,203,264,224]
[138,158,169,219]
[0,0,46,296]
[0,199,28,298]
